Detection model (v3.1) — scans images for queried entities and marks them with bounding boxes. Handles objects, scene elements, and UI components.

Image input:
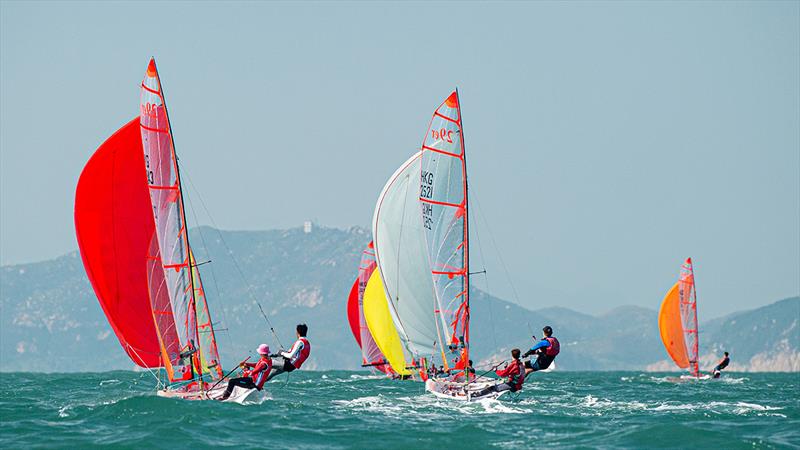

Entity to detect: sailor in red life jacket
[266,323,311,381]
[523,325,560,375]
[474,349,526,397]
[219,344,272,400]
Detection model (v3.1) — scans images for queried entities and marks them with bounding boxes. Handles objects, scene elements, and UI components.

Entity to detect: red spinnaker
[347,279,362,347]
[75,118,162,367]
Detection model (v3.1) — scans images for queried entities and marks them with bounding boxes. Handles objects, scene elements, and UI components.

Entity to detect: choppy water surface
[1,371,797,448]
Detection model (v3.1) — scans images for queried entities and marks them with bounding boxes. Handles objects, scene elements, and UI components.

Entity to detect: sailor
[473,349,525,397]
[712,351,730,378]
[266,324,311,381]
[466,360,476,375]
[219,344,272,400]
[523,325,560,375]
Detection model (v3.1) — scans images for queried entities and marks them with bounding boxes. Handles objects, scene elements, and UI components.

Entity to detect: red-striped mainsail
[419,91,469,371]
[140,58,220,383]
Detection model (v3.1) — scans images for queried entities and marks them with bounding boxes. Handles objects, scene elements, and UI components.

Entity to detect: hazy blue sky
[1,1,797,319]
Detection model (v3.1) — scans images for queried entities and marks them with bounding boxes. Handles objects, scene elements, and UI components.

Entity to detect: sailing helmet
[257,344,270,355]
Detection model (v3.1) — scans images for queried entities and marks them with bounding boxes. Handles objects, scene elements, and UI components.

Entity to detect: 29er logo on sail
[421,170,434,230]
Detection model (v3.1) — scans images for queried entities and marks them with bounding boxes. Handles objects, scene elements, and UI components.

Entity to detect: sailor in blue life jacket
[266,323,311,381]
[712,351,730,378]
[522,326,560,375]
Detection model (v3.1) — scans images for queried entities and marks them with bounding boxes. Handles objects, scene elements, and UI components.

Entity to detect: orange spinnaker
[658,282,690,369]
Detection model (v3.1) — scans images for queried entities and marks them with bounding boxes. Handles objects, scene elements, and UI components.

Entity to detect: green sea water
[0,371,797,449]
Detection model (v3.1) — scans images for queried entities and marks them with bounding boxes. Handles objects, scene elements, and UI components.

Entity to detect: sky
[1,1,798,320]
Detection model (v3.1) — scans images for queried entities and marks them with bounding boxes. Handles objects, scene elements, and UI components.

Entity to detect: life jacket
[544,336,560,357]
[508,359,524,391]
[244,358,272,390]
[290,337,311,369]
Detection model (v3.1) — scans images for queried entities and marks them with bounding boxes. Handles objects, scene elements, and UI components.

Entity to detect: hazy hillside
[1,226,797,373]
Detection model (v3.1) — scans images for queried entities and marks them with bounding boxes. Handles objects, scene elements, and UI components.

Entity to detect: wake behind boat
[425,376,507,401]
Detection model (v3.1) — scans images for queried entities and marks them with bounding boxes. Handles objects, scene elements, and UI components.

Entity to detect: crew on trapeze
[522,325,560,375]
[473,349,526,397]
[711,351,730,378]
[219,344,272,400]
[266,323,311,381]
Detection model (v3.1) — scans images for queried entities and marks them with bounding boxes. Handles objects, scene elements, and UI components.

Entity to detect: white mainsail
[373,151,437,359]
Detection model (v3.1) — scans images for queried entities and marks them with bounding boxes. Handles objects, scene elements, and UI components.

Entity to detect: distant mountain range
[1,226,797,373]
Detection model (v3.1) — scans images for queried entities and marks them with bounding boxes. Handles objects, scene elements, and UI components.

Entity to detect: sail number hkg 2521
[421,170,434,230]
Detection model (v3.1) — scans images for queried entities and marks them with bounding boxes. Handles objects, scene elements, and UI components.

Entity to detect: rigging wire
[181,172,234,352]
[179,163,284,350]
[471,189,524,306]
[468,185,498,351]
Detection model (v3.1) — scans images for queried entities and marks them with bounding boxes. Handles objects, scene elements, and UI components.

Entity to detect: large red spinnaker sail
[75,118,162,367]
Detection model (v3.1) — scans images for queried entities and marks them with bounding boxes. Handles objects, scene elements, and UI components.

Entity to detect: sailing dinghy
[347,242,397,377]
[372,91,508,400]
[658,258,708,380]
[76,58,263,403]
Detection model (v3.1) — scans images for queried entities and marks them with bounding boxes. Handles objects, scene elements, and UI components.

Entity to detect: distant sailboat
[658,258,704,379]
[372,91,506,400]
[346,242,397,377]
[75,58,259,402]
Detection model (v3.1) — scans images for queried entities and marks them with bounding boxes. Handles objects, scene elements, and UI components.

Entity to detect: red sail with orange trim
[419,91,469,371]
[658,258,700,376]
[75,118,164,368]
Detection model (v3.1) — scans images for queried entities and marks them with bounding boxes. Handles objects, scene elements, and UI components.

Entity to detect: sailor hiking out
[523,325,560,375]
[712,351,730,378]
[267,324,311,381]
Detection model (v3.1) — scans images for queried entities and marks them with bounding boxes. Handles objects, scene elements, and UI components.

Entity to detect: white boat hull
[425,376,509,401]
[156,384,268,404]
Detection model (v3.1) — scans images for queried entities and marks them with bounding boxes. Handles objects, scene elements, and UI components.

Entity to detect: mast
[457,88,470,378]
[690,260,699,377]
